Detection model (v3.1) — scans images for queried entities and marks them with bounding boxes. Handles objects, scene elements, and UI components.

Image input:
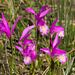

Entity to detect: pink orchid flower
[0,13,20,39]
[25,6,51,35]
[15,26,42,65]
[40,34,68,65]
[50,18,65,39]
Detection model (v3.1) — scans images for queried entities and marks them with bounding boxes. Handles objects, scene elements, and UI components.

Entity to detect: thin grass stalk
[70,16,74,49]
[5,40,10,75]
[64,0,69,50]
[42,66,49,75]
[70,1,74,50]
[64,0,67,50]
[58,0,61,25]
[68,0,72,26]
[61,0,64,22]
[35,0,41,10]
[50,0,53,23]
[66,0,72,50]
[45,0,47,6]
[59,0,65,49]
[53,0,56,18]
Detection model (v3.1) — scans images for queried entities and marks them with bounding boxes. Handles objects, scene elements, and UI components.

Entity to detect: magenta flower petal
[28,43,36,51]
[37,19,45,26]
[51,18,58,29]
[0,13,20,39]
[0,22,5,28]
[2,13,11,38]
[31,50,36,61]
[50,18,58,35]
[25,8,36,15]
[2,13,10,30]
[53,34,58,48]
[40,48,51,55]
[54,39,61,49]
[12,16,21,34]
[23,33,32,46]
[24,39,33,45]
[54,26,65,32]
[15,45,23,55]
[17,41,23,46]
[52,48,67,56]
[24,32,32,39]
[24,56,32,65]
[0,29,7,33]
[40,8,51,18]
[20,25,35,40]
[40,5,48,12]
[0,28,10,38]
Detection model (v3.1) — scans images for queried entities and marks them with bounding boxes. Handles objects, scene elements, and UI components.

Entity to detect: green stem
[51,59,54,75]
[49,57,51,75]
[49,57,54,75]
[50,36,54,75]
[36,29,39,54]
[32,61,35,75]
[10,36,14,75]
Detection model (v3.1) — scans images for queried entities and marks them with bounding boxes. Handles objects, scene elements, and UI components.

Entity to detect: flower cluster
[40,18,68,65]
[15,6,67,65]
[0,6,68,65]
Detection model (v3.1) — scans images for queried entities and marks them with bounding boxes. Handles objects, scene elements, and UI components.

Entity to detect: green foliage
[66,57,75,75]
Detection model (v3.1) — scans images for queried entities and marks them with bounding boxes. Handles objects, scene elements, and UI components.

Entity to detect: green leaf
[65,57,75,75]
[62,69,66,75]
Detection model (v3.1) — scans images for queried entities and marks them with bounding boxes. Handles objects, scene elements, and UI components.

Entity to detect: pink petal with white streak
[39,25,49,35]
[57,54,68,65]
[24,56,32,65]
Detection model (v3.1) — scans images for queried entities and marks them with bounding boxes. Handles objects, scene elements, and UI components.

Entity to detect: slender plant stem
[50,36,54,75]
[49,57,51,75]
[10,36,14,75]
[51,59,54,75]
[36,29,39,54]
[32,61,36,75]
